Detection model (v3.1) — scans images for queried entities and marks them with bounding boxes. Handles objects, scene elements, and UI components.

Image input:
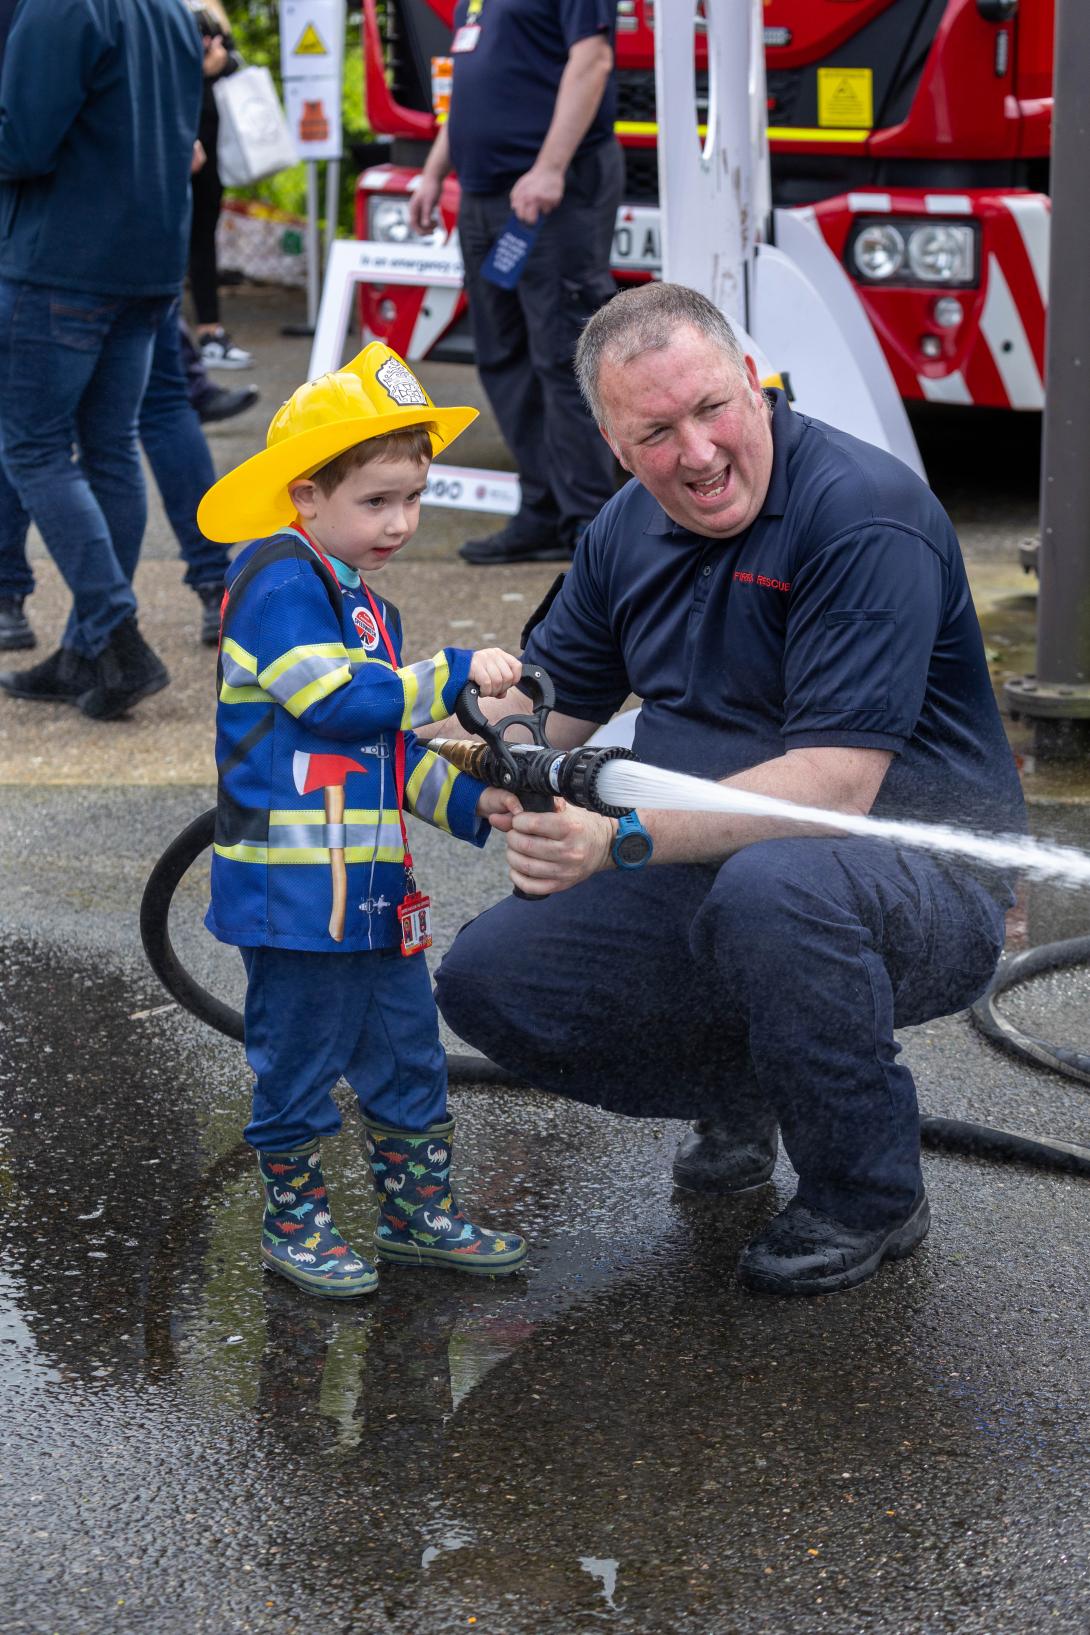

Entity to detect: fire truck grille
[765,69,802,126]
[615,68,709,128]
[623,147,659,203]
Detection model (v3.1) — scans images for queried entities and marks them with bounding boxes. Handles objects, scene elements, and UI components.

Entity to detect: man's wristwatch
[610,811,653,870]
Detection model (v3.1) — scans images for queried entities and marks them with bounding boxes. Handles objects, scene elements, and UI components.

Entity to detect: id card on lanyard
[360,584,433,958]
[452,0,483,52]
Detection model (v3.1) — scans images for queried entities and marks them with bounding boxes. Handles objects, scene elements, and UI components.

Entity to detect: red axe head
[292,751,369,795]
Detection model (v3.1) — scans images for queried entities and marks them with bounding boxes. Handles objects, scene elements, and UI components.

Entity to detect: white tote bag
[213,65,298,187]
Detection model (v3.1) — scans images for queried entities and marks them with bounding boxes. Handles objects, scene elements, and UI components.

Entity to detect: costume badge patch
[376,356,428,407]
[353,606,381,650]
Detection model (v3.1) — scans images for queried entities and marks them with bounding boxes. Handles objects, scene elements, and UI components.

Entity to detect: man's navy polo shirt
[448,0,616,195]
[524,392,1025,836]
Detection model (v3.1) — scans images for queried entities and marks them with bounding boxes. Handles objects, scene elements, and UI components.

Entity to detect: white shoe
[199,328,254,369]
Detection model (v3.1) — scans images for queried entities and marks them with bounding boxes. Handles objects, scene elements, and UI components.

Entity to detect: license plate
[612,206,661,272]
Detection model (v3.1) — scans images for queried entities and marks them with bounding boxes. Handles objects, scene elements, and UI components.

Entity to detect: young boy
[196,342,528,1298]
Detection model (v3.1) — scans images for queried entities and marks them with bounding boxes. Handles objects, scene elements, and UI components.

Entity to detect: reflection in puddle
[421,1528,473,1570]
[579,1555,622,1612]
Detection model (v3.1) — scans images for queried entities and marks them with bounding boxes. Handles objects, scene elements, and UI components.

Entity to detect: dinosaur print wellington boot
[364,1117,528,1276]
[259,1146,378,1298]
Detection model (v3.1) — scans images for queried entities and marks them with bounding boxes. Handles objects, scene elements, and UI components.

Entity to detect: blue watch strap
[611,810,653,870]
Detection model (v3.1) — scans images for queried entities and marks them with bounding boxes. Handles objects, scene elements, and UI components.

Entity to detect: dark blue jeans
[138,301,229,590]
[0,279,168,654]
[0,293,228,624]
[435,837,1009,1229]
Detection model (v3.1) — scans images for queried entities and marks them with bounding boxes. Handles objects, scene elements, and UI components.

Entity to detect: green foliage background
[227,1,370,235]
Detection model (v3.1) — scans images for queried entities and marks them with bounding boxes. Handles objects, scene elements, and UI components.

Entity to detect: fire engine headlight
[852,224,905,282]
[368,198,413,243]
[906,224,975,284]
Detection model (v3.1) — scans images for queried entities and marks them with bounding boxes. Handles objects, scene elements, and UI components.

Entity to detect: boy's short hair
[310,425,432,496]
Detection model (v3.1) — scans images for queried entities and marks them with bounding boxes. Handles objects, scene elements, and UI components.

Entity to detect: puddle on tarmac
[3,930,1090,1632]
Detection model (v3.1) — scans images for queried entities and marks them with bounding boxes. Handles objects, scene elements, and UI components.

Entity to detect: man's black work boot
[195,582,225,646]
[737,1192,931,1296]
[672,1115,779,1194]
[458,520,571,565]
[0,596,35,651]
[0,646,95,702]
[77,616,169,720]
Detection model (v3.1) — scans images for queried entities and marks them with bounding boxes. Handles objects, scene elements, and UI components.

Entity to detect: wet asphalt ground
[2,286,1090,1634]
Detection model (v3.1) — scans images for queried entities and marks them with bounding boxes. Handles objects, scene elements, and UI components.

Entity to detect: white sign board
[280,0,344,83]
[279,0,344,161]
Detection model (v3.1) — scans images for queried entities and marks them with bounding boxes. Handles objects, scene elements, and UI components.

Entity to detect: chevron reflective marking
[979,253,1044,410]
[1002,195,1051,305]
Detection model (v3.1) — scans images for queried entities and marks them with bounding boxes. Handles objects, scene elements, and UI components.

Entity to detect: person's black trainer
[737,1192,931,1296]
[672,1115,779,1194]
[0,646,95,702]
[197,384,260,424]
[0,596,35,651]
[458,522,571,565]
[196,582,225,647]
[77,617,169,720]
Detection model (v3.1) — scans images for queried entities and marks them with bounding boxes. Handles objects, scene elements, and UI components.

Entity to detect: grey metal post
[324,158,340,266]
[1005,0,1090,755]
[305,159,321,330]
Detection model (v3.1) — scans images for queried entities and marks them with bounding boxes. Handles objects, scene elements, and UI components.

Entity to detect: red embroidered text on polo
[733,570,791,592]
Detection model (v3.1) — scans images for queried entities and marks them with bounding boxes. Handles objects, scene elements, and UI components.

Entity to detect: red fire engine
[355,0,1052,411]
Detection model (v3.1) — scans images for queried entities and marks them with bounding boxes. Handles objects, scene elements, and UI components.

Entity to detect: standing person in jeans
[0,0,203,720]
[0,299,234,656]
[409,0,622,567]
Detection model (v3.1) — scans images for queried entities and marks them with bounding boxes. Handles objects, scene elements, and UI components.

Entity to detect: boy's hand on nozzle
[468,647,523,698]
[476,788,522,824]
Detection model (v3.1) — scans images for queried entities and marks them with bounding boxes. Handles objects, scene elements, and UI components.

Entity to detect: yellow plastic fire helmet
[197,342,478,544]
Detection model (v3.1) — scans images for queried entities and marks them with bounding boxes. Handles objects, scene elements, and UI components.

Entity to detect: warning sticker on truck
[817,67,873,129]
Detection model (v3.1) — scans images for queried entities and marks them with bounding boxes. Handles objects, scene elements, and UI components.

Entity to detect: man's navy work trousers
[242,946,448,1154]
[457,140,624,548]
[435,837,1008,1228]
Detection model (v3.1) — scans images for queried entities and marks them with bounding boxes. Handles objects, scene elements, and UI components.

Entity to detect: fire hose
[140,667,1090,1179]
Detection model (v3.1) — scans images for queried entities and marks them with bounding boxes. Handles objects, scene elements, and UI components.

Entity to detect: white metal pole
[656,0,761,325]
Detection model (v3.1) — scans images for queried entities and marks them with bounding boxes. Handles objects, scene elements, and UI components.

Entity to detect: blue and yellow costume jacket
[205,528,489,953]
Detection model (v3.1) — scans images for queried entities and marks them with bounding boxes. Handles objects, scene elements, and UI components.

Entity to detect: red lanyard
[294,526,414,880]
[360,582,415,881]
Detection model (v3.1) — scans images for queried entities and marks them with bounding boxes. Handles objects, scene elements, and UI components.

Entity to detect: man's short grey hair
[575,282,748,427]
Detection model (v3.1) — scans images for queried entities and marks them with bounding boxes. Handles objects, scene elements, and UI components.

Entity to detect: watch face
[615,829,651,866]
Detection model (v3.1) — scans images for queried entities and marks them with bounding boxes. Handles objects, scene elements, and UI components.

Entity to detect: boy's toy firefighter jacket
[206,528,489,953]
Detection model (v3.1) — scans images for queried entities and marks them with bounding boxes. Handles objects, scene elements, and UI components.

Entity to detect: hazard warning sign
[293,22,328,56]
[280,0,344,86]
[817,67,873,129]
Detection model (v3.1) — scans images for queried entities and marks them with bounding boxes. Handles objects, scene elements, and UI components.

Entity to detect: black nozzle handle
[455,663,557,900]
[455,660,556,745]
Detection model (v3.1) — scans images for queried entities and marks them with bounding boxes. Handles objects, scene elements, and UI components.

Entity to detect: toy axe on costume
[292,752,369,942]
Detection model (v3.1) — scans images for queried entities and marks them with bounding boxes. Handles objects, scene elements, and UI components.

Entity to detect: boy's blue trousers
[241,946,447,1153]
[435,836,1009,1230]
